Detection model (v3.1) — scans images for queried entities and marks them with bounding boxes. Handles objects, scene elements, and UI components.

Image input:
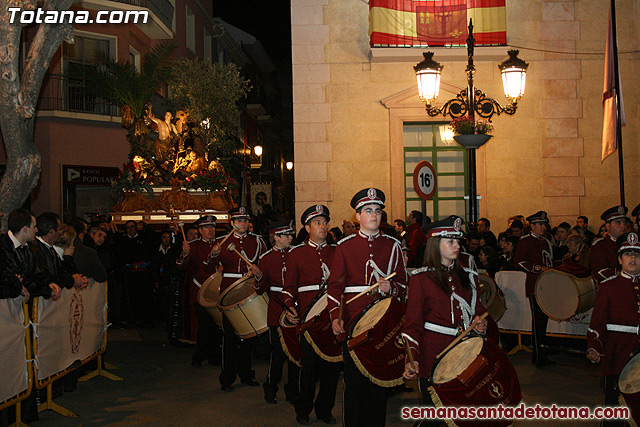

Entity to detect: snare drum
[278,311,302,367]
[196,272,223,327]
[478,275,507,322]
[535,269,596,321]
[347,297,406,387]
[218,276,268,338]
[300,293,342,362]
[430,336,522,427]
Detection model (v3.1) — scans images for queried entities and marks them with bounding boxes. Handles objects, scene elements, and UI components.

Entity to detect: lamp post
[414,19,528,226]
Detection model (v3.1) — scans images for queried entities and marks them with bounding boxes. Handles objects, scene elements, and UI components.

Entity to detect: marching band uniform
[175,215,221,365]
[327,189,408,427]
[587,232,640,427]
[210,206,267,390]
[514,211,554,366]
[589,206,628,284]
[256,221,300,405]
[282,205,340,425]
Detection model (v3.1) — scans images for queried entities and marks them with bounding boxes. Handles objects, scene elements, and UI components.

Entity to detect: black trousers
[219,315,254,386]
[528,296,549,363]
[125,270,152,323]
[602,375,626,427]
[342,344,388,427]
[296,336,341,418]
[192,303,222,363]
[264,326,300,399]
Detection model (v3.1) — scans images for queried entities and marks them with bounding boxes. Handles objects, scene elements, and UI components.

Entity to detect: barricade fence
[0,298,31,411]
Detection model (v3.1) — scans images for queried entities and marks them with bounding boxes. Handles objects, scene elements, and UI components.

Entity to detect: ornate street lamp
[414,19,528,225]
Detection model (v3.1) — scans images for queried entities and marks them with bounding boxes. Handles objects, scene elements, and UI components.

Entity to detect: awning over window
[369,0,506,47]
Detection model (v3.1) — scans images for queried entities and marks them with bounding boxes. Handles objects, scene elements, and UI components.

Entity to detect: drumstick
[436,311,489,359]
[271,292,296,317]
[345,272,397,305]
[227,243,253,266]
[178,221,187,242]
[403,335,416,368]
[217,224,238,248]
[337,295,344,325]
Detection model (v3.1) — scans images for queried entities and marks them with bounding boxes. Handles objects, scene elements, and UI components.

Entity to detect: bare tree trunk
[0,0,73,231]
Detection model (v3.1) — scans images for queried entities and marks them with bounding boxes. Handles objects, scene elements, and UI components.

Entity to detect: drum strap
[269,286,283,292]
[344,286,369,293]
[298,285,321,292]
[223,273,244,279]
[192,278,202,288]
[423,321,459,336]
[606,324,639,334]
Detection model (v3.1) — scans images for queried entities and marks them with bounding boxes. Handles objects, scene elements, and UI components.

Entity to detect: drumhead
[219,276,256,307]
[304,293,327,323]
[478,275,496,308]
[197,273,222,308]
[535,270,593,321]
[432,336,484,384]
[351,298,391,337]
[619,353,640,394]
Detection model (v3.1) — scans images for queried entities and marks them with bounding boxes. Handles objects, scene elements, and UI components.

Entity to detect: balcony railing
[38,73,119,117]
[107,0,173,30]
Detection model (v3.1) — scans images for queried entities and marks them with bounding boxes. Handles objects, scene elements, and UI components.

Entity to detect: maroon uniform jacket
[402,266,487,377]
[589,233,620,284]
[327,231,408,332]
[405,222,426,266]
[256,246,290,326]
[587,271,640,376]
[514,233,553,296]
[176,238,218,341]
[282,240,335,319]
[210,231,267,296]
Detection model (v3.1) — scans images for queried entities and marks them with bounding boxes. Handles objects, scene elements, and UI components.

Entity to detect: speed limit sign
[413,161,437,200]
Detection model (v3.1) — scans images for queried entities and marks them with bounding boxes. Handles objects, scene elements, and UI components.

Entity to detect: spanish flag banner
[369,0,506,47]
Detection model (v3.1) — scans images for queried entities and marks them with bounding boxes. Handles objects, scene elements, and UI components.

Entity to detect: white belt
[270,286,283,292]
[424,321,459,336]
[193,278,202,288]
[606,324,639,334]
[298,285,321,293]
[344,286,368,293]
[223,273,244,279]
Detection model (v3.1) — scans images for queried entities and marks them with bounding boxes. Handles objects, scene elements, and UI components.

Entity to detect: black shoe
[264,392,277,404]
[296,415,310,425]
[319,414,337,424]
[241,378,260,387]
[221,384,233,392]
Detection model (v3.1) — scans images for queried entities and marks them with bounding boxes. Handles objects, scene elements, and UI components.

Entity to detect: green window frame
[403,122,468,221]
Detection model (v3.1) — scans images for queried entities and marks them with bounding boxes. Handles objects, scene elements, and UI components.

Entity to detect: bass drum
[218,276,268,338]
[300,293,342,362]
[348,297,406,387]
[278,311,302,367]
[478,275,507,322]
[196,272,223,327]
[430,336,522,427]
[535,269,595,321]
[619,353,640,426]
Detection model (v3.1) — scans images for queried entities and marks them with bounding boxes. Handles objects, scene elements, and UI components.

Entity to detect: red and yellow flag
[369,0,506,46]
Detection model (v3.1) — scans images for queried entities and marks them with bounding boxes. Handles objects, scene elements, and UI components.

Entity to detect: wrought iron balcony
[38,73,119,117]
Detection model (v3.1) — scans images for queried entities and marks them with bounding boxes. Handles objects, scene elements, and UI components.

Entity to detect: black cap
[631,203,640,218]
[601,205,628,222]
[526,211,549,224]
[268,220,295,236]
[195,215,217,227]
[617,232,640,253]
[301,204,330,225]
[424,215,464,238]
[229,206,250,220]
[350,188,385,210]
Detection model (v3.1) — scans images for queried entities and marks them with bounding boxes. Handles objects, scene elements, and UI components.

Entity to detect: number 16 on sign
[413,161,437,200]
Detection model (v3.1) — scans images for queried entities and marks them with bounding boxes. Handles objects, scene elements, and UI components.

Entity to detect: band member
[587,231,640,427]
[328,188,408,427]
[175,215,222,365]
[210,206,266,391]
[402,215,488,427]
[514,210,554,366]
[589,205,629,284]
[283,205,340,425]
[256,220,300,405]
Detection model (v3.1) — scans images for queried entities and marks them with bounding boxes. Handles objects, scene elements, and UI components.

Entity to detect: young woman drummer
[402,215,488,426]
